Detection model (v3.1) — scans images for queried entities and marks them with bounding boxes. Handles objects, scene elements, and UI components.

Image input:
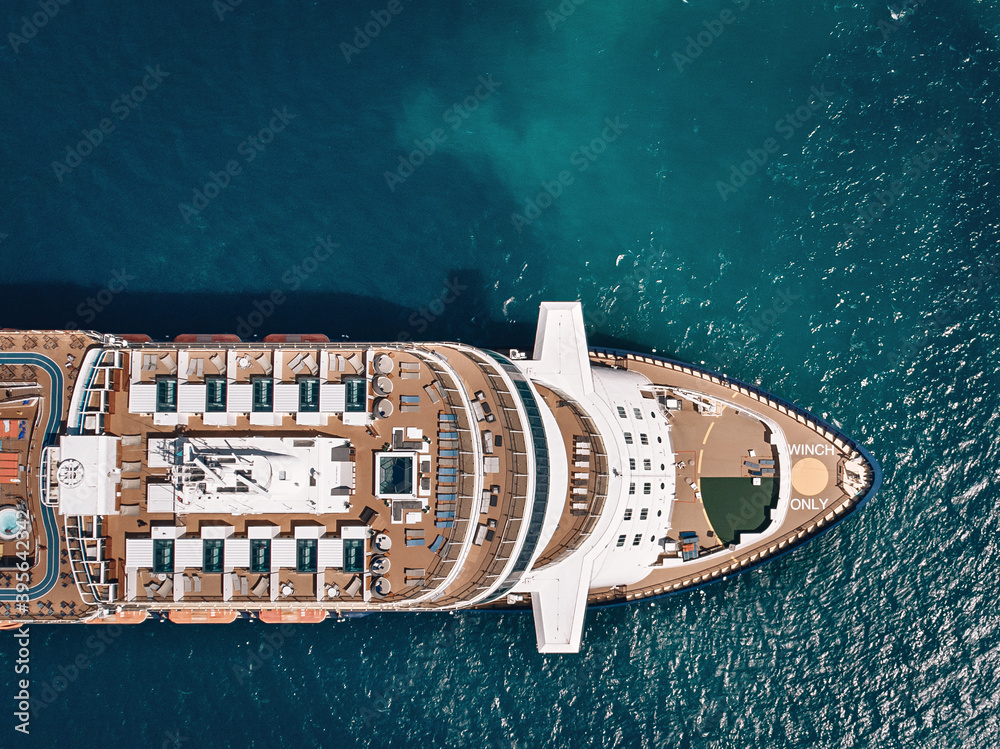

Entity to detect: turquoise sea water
[2,0,1000,746]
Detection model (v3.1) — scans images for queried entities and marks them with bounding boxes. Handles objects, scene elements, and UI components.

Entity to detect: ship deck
[582,351,874,605]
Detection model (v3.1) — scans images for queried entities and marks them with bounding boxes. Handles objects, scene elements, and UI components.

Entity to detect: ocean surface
[2,0,999,746]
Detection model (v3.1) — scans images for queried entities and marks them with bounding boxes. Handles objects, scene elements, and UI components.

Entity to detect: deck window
[203,539,224,573]
[628,482,635,495]
[345,377,367,413]
[640,508,648,520]
[643,459,652,471]
[205,377,226,412]
[250,539,270,573]
[644,482,651,495]
[616,534,626,547]
[343,538,364,573]
[298,377,320,412]
[633,407,642,419]
[296,539,318,573]
[617,406,627,418]
[632,534,642,546]
[623,432,633,445]
[152,539,174,573]
[155,377,177,413]
[629,458,636,470]
[640,433,649,445]
[252,377,273,412]
[623,508,632,521]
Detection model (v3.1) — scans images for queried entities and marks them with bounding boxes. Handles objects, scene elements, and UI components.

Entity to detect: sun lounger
[346,353,362,373]
[255,354,273,375]
[428,536,444,553]
[121,477,141,491]
[161,353,177,374]
[194,576,202,593]
[251,576,269,597]
[209,353,225,372]
[157,577,173,597]
[122,460,142,474]
[344,576,362,597]
[120,503,140,515]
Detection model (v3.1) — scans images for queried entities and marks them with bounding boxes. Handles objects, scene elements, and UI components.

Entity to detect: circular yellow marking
[791,457,829,495]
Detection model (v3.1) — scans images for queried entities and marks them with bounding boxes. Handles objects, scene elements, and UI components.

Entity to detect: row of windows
[623,432,653,445]
[616,534,655,547]
[622,508,650,521]
[617,406,659,420]
[628,458,661,471]
[629,481,669,495]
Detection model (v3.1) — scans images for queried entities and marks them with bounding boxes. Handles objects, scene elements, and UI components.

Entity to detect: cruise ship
[0,302,880,652]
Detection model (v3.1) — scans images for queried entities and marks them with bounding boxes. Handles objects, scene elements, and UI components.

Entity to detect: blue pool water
[2,0,1000,746]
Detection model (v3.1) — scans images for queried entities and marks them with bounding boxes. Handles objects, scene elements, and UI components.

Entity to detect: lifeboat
[119,334,153,343]
[0,621,22,631]
[173,334,242,343]
[167,610,239,624]
[85,610,149,625]
[263,334,331,343]
[258,609,328,624]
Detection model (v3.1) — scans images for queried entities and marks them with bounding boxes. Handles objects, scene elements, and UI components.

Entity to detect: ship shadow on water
[0,271,528,348]
[1,276,668,357]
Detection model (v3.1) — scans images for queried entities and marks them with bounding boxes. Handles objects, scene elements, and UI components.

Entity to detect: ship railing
[39,446,59,507]
[63,515,116,606]
[589,348,875,472]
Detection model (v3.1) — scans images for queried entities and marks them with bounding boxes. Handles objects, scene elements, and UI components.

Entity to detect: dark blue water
[3,0,1000,746]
